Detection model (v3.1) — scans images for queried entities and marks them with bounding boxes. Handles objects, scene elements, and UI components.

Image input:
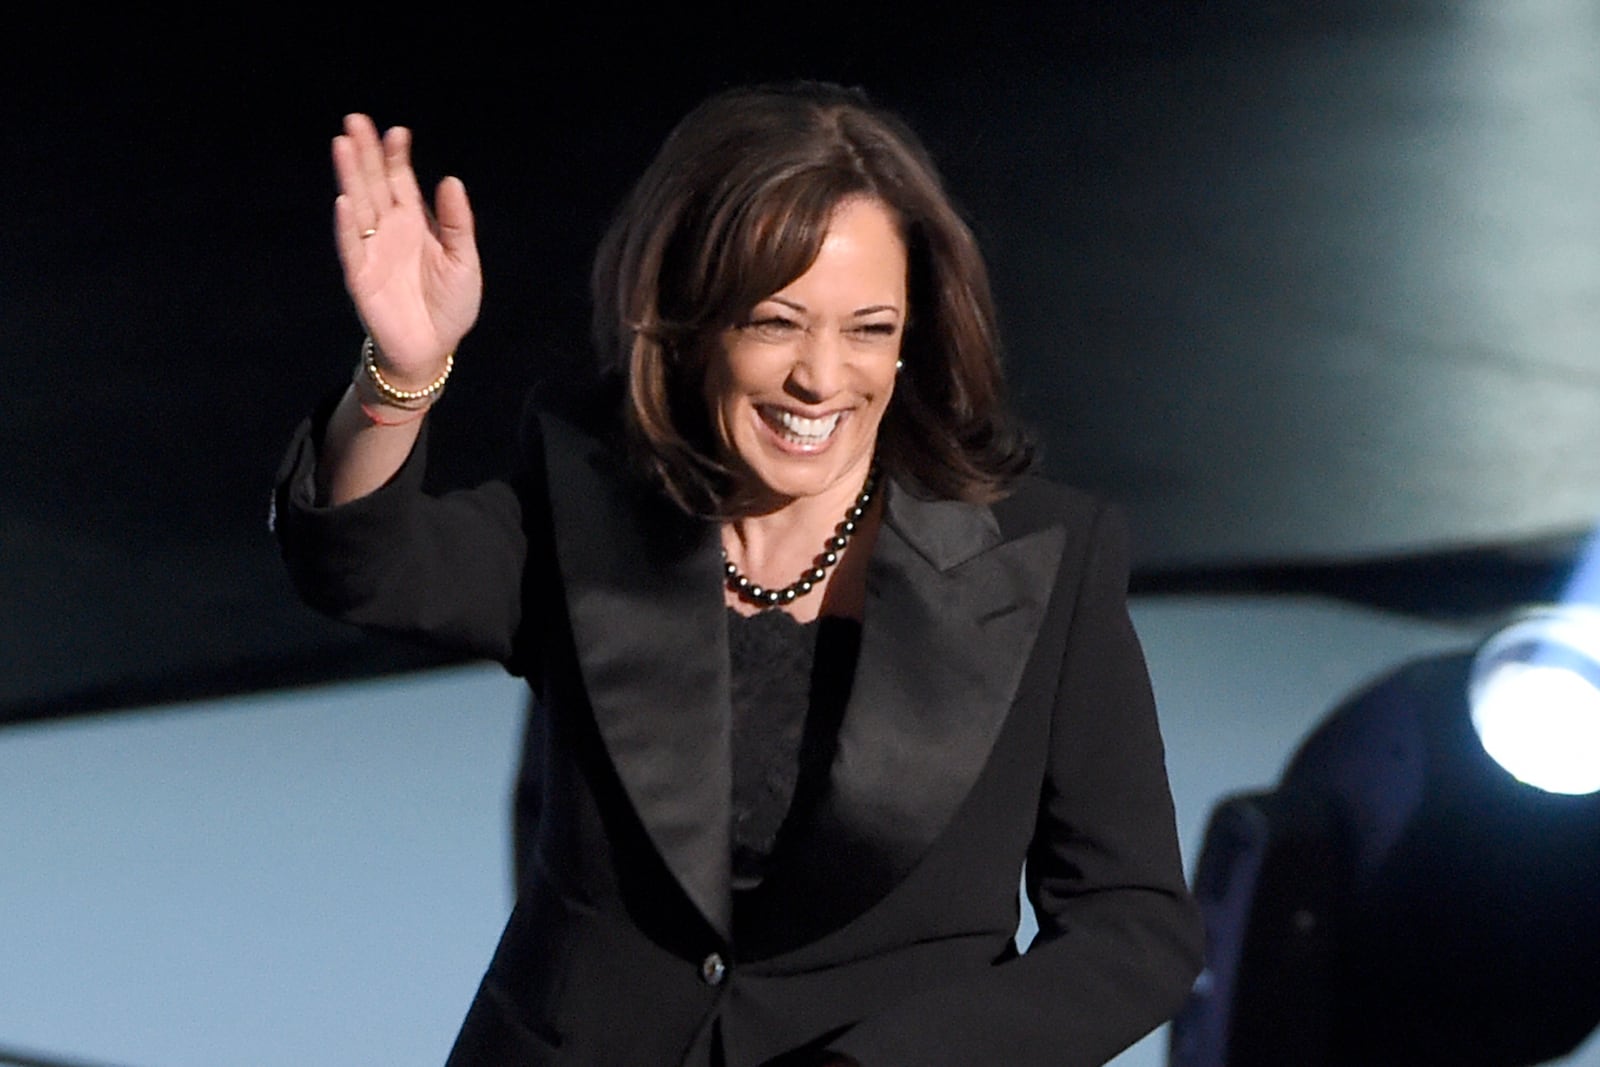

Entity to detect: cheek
[862,363,900,436]
[867,357,900,407]
[713,344,782,410]
[701,348,763,456]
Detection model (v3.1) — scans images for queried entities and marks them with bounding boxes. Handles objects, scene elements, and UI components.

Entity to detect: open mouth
[759,406,847,447]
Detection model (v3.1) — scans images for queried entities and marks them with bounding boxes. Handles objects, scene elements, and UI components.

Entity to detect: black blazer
[274,404,1203,1067]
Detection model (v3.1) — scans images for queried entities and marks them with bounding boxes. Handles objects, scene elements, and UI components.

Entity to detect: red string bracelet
[358,400,430,427]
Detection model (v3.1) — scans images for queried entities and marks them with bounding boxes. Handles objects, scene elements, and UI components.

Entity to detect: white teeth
[768,409,843,440]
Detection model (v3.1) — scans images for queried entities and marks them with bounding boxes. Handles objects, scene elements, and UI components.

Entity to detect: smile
[759,406,847,447]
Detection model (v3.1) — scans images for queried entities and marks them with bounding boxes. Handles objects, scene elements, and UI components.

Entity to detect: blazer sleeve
[828,503,1204,1067]
[271,392,533,670]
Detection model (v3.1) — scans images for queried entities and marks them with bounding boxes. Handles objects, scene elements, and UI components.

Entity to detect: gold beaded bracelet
[357,335,454,410]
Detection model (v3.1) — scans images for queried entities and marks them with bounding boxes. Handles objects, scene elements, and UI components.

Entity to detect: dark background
[5,3,1598,722]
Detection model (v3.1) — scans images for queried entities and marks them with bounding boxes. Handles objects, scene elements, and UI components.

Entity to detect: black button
[700,952,727,986]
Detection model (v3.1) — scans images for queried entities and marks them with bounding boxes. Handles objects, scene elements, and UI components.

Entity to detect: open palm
[332,113,481,387]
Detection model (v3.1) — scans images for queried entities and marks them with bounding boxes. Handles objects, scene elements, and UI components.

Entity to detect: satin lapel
[748,481,1067,952]
[538,414,732,941]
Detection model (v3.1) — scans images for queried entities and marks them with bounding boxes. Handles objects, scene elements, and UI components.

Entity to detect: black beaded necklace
[722,468,879,610]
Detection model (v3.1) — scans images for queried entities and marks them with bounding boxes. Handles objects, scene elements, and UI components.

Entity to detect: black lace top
[726,606,861,892]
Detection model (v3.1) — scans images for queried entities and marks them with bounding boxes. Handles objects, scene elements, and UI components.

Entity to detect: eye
[739,315,801,339]
[852,321,900,339]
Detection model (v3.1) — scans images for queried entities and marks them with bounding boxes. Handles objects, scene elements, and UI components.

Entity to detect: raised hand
[332,113,481,390]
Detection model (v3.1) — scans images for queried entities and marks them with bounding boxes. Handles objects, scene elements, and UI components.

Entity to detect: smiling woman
[592,86,1033,525]
[705,197,906,616]
[708,197,905,503]
[274,81,1201,1066]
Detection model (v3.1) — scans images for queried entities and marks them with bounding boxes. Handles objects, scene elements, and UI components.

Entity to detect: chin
[756,471,841,503]
[741,450,873,506]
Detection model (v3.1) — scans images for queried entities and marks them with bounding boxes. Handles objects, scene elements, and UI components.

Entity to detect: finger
[332,193,368,279]
[382,125,425,210]
[434,176,478,264]
[333,114,387,226]
[345,112,390,212]
[331,133,379,230]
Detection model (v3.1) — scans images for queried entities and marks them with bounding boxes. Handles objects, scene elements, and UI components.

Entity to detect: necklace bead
[722,469,879,610]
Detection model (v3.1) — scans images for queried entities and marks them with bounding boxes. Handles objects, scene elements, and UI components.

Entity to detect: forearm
[829,889,1199,1067]
[274,399,531,665]
[316,382,427,505]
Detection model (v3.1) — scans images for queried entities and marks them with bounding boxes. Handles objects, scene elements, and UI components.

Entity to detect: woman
[275,82,1202,1067]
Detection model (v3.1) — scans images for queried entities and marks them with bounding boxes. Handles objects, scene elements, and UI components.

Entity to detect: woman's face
[704,196,907,511]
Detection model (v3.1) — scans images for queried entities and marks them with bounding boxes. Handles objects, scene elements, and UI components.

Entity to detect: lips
[759,406,847,446]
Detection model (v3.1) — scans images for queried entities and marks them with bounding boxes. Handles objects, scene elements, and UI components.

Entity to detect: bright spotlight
[1469,605,1600,795]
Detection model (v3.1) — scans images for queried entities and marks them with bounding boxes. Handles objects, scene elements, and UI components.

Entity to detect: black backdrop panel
[4,5,1597,720]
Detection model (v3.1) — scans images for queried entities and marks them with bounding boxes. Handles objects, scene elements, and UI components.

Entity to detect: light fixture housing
[1172,637,1600,1066]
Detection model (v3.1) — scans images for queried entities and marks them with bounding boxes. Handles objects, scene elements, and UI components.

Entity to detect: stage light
[1170,608,1600,1067]
[1469,605,1600,796]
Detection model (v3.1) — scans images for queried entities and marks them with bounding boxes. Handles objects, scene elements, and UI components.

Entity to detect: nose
[786,329,845,402]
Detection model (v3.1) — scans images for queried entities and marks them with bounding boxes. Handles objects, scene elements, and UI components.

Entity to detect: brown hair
[591,81,1033,515]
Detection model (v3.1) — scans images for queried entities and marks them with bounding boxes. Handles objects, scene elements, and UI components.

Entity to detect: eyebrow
[767,297,903,317]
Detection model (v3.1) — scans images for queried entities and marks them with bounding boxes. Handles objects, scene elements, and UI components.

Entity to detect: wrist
[354,335,453,409]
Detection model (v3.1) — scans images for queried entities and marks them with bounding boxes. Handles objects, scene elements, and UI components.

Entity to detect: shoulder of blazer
[992,474,1123,583]
[991,473,1105,534]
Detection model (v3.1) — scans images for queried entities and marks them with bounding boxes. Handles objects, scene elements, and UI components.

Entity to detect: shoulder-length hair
[591,81,1033,516]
